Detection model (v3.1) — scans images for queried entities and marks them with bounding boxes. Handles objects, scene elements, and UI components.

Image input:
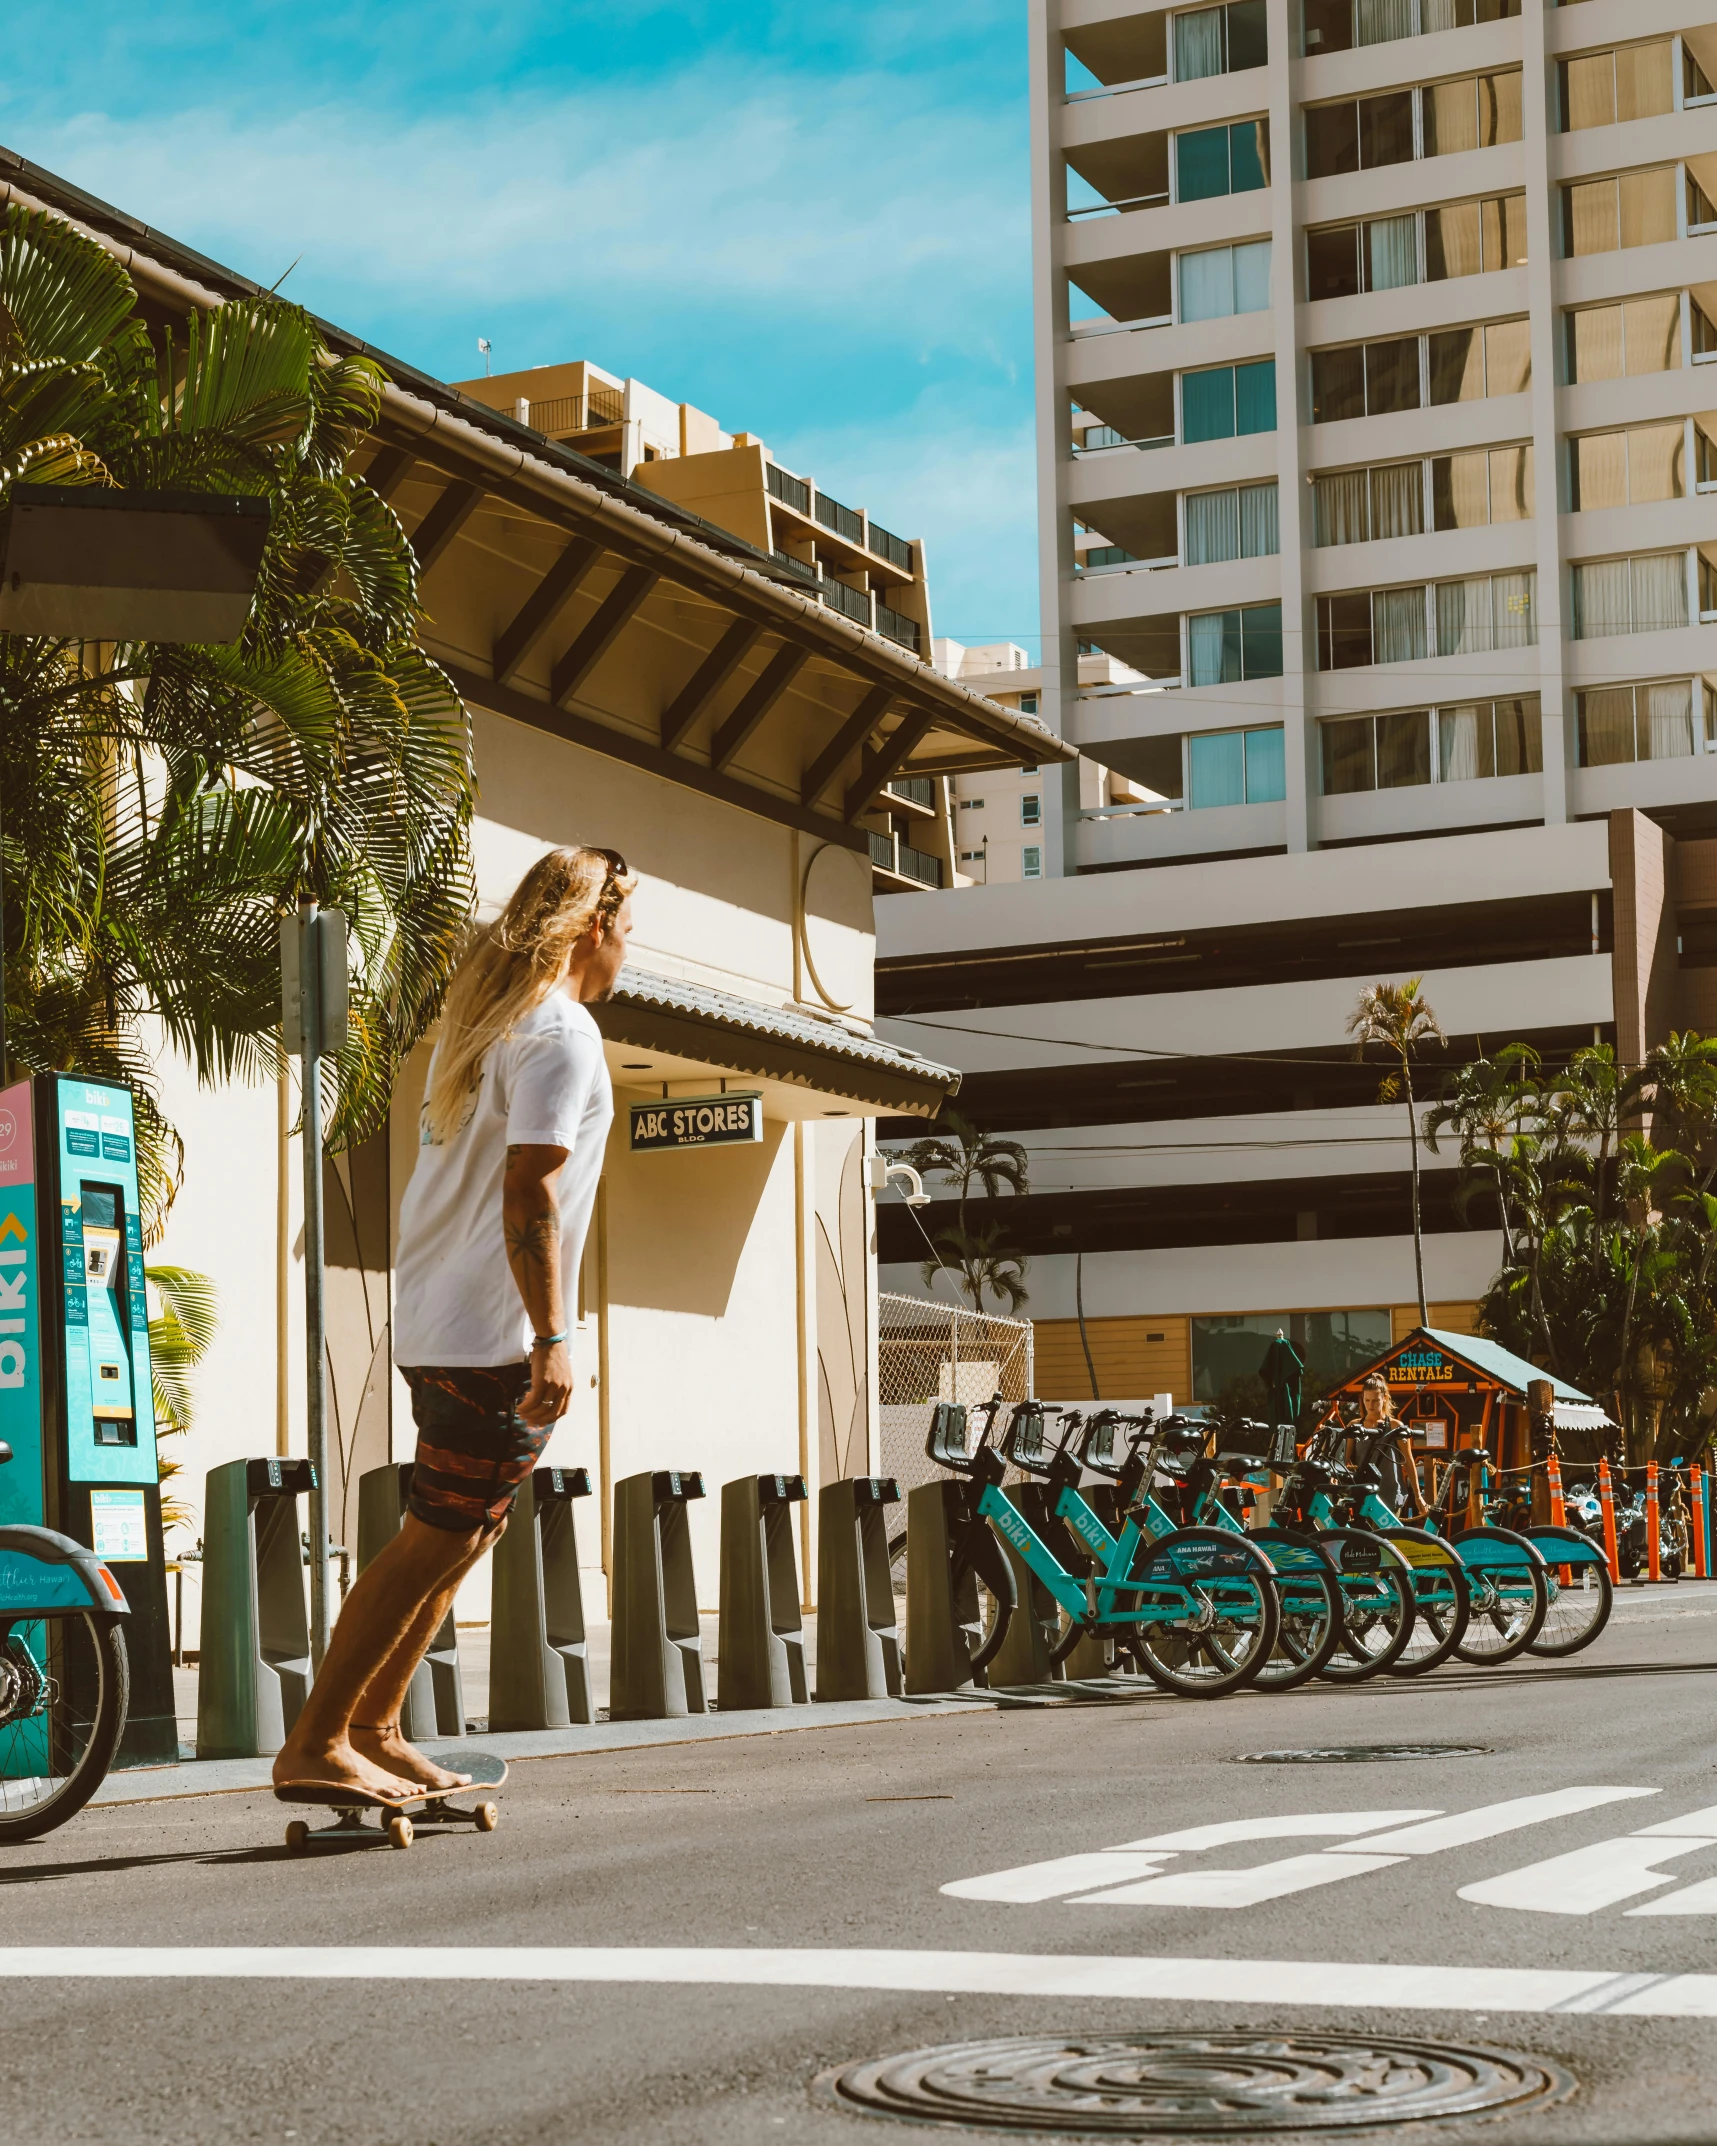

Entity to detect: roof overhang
[595,968,960,1119]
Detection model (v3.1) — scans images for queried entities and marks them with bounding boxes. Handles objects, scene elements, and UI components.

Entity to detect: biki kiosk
[0,1073,177,1765]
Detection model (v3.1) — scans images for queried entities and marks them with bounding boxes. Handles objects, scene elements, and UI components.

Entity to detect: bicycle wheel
[1452,1528,1548,1664]
[1378,1529,1471,1677]
[1120,1529,1282,1698]
[0,1613,130,1844]
[1528,1544,1613,1657]
[1246,1529,1342,1691]
[886,1524,1015,1683]
[1315,1530,1416,1682]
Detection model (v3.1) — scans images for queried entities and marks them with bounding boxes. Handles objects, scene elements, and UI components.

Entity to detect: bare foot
[272,1734,414,1802]
[349,1722,471,1794]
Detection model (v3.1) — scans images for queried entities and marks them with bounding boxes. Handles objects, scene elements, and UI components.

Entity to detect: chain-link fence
[878,1292,1035,1496]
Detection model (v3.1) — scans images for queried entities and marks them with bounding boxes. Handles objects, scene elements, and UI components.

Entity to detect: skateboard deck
[279,1751,507,1852]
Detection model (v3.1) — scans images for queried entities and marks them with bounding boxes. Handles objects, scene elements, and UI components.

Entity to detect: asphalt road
[6,1590,1717,2146]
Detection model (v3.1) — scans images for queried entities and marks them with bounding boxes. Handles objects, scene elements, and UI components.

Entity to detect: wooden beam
[845,708,937,822]
[410,479,484,572]
[492,537,602,685]
[549,564,658,705]
[709,643,810,771]
[801,685,891,806]
[660,618,763,752]
[362,445,415,502]
[443,661,866,854]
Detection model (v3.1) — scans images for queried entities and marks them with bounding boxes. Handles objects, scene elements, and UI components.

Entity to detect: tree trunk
[1076,1250,1100,1401]
[1406,1059,1428,1326]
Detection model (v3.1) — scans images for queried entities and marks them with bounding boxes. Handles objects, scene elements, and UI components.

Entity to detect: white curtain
[1631,551,1688,632]
[1437,577,1491,655]
[1370,462,1424,539]
[1188,730,1247,807]
[1174,7,1224,80]
[1374,585,1428,664]
[1438,704,1484,782]
[1492,570,1536,647]
[1233,240,1272,314]
[1627,423,1685,504]
[1645,679,1694,759]
[1180,246,1234,322]
[1579,687,1636,766]
[1188,610,1232,686]
[1418,0,1458,29]
[1314,470,1369,546]
[1572,559,1632,640]
[1238,481,1279,557]
[1186,489,1240,564]
[1366,214,1418,291]
[1356,0,1412,44]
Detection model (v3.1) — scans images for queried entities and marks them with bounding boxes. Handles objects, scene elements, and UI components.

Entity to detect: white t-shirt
[393,994,613,1367]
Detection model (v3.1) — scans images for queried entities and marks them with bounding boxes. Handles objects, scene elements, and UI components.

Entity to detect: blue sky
[10,1,1041,649]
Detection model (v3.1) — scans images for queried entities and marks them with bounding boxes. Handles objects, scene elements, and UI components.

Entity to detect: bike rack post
[1695,1463,1710,1580]
[356,1462,465,1741]
[610,1469,707,1720]
[489,1465,595,1730]
[1546,1452,1567,1528]
[987,1482,1065,1686]
[903,1480,982,1695]
[1596,1458,1622,1584]
[813,1476,902,1701]
[717,1473,808,1710]
[1646,1461,1662,1582]
[195,1457,315,1759]
[1063,1480,1122,1678]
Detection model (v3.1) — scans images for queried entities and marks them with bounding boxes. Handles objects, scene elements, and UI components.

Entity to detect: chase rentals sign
[630,1093,763,1153]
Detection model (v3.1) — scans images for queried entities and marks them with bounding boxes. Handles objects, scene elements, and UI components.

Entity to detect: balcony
[766,462,811,514]
[820,575,872,628]
[516,385,625,436]
[869,521,913,572]
[869,829,944,889]
[816,489,864,544]
[883,776,936,818]
[876,601,921,654]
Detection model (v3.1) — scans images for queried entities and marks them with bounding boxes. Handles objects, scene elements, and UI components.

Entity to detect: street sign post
[281,902,348,1669]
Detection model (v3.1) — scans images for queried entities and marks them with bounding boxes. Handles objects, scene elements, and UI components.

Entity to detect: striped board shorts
[398,1364,551,1532]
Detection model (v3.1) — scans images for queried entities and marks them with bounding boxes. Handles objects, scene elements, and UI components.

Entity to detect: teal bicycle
[906,1398,1283,1698]
[0,1440,132,1842]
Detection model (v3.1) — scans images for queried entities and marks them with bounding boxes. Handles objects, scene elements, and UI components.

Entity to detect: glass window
[1230,119,1269,190]
[1228,0,1268,68]
[1572,424,1685,509]
[1567,169,1676,255]
[1306,101,1359,178]
[1021,793,1042,826]
[1366,337,1422,412]
[1234,240,1272,312]
[1479,193,1529,269]
[1577,679,1694,764]
[1178,125,1236,201]
[1569,303,1626,382]
[1428,327,1485,403]
[1365,213,1420,291]
[1186,487,1241,564]
[1494,696,1542,776]
[1314,468,1370,545]
[1438,703,1490,781]
[1424,77,1479,157]
[1484,317,1531,394]
[1318,591,1376,669]
[1188,728,1247,807]
[1188,602,1282,683]
[1322,716,1376,793]
[1377,708,1432,786]
[1175,7,1225,79]
[1561,42,1673,129]
[1490,443,1533,520]
[1180,241,1270,322]
[1244,726,1286,801]
[1022,845,1043,879]
[1192,1311,1392,1407]
[1478,69,1523,144]
[1370,461,1424,538]
[1572,553,1686,638]
[1182,365,1238,441]
[1426,201,1484,279]
[1373,585,1428,664]
[1234,358,1277,433]
[1311,345,1366,422]
[1433,451,1491,529]
[1307,225,1362,301]
[1241,601,1283,677]
[1303,0,1352,51]
[1578,685,1637,764]
[1356,0,1412,45]
[1358,91,1413,170]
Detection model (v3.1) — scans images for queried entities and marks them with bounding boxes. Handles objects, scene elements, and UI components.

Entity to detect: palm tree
[1349,978,1446,1328]
[146,1264,217,1537]
[0,203,473,1230]
[1425,1044,1540,1264]
[898,1108,1030,1314]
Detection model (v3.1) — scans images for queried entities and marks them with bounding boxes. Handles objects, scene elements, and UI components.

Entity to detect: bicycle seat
[925,1401,972,1472]
[1001,1401,1054,1477]
[1078,1409,1127,1480]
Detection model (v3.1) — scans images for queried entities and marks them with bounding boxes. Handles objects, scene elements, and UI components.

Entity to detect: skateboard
[277,1751,508,1852]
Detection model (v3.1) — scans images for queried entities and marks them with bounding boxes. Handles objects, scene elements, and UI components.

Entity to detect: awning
[594,967,960,1118]
[1552,1401,1619,1434]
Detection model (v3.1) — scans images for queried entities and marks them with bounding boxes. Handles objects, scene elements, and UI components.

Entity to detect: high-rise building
[874,0,1717,1406]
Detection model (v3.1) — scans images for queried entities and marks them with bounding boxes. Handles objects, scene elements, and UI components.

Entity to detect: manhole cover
[815,2032,1571,2135]
[1235,1744,1492,1764]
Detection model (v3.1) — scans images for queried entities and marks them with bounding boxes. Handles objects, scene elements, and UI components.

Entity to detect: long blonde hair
[423,845,635,1143]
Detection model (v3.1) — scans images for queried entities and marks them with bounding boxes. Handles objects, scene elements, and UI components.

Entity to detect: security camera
[866,1155,932,1209]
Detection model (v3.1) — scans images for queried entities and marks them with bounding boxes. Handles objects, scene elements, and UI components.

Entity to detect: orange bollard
[1695,1465,1710,1581]
[1646,1461,1662,1582]
[1597,1459,1622,1584]
[1546,1453,1572,1585]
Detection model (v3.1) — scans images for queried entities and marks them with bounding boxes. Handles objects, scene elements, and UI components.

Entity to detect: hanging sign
[629,1093,763,1153]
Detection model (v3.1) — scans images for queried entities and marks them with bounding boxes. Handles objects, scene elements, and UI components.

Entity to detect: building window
[1322,696,1542,792]
[1303,0,1516,57]
[959,797,985,810]
[1179,240,1272,323]
[1316,586,1428,669]
[1563,169,1677,256]
[1187,602,1284,685]
[1566,295,1681,381]
[1432,445,1533,528]
[1305,72,1520,177]
[1307,194,1525,301]
[1019,693,1039,713]
[1022,845,1044,879]
[1313,462,1426,545]
[1559,42,1674,131]
[1569,423,1686,510]
[1189,725,1286,807]
[1185,482,1279,564]
[1021,764,1039,773]
[1193,1310,1391,1404]
[1310,319,1529,422]
[1176,119,1270,200]
[1435,571,1537,654]
[1571,552,1689,638]
[1021,794,1042,826]
[1173,0,1267,82]
[1577,679,1696,765]
[1181,359,1277,442]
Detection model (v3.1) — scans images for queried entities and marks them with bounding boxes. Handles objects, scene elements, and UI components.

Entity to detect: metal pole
[299,897,330,1669]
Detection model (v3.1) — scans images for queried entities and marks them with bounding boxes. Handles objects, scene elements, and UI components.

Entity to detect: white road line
[1628,1876,1717,1916]
[1460,1836,1717,1915]
[1354,1788,1657,1855]
[5,1946,1717,2016]
[1115,1811,1439,1852]
[1075,1850,1408,1909]
[944,1853,1178,1904]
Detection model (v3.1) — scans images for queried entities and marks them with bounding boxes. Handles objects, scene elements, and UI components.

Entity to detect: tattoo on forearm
[505,1212,559,1273]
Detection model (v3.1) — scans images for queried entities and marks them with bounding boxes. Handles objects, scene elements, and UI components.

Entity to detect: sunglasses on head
[592,846,628,879]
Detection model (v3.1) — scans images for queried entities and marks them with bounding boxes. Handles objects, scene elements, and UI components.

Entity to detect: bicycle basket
[1002,1402,1049,1474]
[926,1401,971,1470]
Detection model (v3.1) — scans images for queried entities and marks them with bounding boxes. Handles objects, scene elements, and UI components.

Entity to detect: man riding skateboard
[274,844,632,1803]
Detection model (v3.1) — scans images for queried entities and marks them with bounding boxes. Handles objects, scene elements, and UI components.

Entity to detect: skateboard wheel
[475,1801,499,1833]
[388,1814,415,1850]
[285,1820,309,1854]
